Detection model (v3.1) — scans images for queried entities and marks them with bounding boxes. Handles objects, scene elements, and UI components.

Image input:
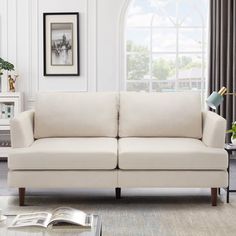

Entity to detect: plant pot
[0,74,8,92]
[231,136,236,145]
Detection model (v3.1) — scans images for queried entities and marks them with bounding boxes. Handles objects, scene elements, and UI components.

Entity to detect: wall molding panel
[0,0,125,109]
[0,0,17,92]
[87,0,97,91]
[96,0,126,91]
[27,0,39,102]
[0,0,8,59]
[16,0,30,108]
[0,0,98,109]
[118,0,130,91]
[7,0,17,68]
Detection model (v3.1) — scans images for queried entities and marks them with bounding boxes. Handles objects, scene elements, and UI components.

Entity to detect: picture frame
[43,12,80,76]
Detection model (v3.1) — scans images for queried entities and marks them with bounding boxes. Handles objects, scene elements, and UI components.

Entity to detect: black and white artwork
[43,12,79,76]
[51,23,73,66]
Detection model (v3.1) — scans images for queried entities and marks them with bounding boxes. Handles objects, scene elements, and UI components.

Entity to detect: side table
[223,143,236,203]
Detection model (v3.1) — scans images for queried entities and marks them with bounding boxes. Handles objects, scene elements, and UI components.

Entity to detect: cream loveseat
[8,92,228,206]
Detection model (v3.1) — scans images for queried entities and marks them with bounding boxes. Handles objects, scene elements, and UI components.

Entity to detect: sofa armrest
[10,110,34,148]
[202,111,226,148]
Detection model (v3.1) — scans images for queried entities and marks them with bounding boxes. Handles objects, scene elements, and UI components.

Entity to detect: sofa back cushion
[34,92,118,138]
[119,92,202,138]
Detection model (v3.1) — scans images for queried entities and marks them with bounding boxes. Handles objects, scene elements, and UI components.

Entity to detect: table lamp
[206,87,235,109]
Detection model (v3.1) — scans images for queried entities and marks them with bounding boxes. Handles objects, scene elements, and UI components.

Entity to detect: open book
[9,207,93,228]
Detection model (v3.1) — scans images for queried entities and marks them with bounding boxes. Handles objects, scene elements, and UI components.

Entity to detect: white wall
[0,0,127,109]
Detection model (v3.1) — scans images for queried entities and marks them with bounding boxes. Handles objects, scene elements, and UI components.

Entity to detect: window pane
[127,14,153,27]
[128,0,158,16]
[177,54,203,91]
[125,0,208,94]
[126,82,149,91]
[152,29,176,52]
[152,11,175,27]
[178,54,202,70]
[127,54,149,80]
[177,0,203,27]
[179,0,209,27]
[127,0,168,27]
[152,81,176,92]
[179,29,203,52]
[127,29,150,51]
[176,78,204,91]
[152,0,177,25]
[152,54,176,80]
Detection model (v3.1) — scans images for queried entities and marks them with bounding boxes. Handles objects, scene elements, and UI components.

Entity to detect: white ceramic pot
[0,74,7,92]
[231,136,236,145]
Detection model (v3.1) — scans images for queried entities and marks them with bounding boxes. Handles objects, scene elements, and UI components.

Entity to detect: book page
[9,212,52,228]
[49,207,92,227]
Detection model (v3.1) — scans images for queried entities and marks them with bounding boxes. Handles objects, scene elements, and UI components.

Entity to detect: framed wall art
[43,12,80,76]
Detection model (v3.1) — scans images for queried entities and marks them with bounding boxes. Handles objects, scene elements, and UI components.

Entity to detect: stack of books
[0,104,14,119]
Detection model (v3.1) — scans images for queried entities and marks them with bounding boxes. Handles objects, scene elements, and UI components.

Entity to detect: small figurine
[8,74,17,92]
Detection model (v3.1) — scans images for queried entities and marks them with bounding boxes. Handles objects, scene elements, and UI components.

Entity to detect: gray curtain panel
[209,0,236,141]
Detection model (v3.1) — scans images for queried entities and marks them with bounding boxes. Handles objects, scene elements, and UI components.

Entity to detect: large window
[125,0,209,97]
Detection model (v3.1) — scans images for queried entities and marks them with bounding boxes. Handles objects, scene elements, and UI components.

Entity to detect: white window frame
[123,0,208,100]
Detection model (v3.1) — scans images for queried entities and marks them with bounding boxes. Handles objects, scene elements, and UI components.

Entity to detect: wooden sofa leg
[211,188,217,206]
[19,188,25,206]
[116,188,121,199]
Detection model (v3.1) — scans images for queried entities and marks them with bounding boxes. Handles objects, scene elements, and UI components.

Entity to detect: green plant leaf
[226,129,233,133]
[0,57,14,72]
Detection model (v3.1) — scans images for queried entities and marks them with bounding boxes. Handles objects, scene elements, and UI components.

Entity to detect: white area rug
[1,189,236,236]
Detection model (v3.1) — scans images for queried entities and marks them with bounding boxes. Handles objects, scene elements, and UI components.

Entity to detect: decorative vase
[0,74,8,92]
[231,136,236,145]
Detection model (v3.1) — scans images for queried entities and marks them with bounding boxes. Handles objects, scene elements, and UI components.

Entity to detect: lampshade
[206,87,227,109]
[206,92,224,109]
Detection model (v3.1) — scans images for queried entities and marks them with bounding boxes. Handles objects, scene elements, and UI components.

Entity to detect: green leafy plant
[227,121,236,140]
[0,58,14,76]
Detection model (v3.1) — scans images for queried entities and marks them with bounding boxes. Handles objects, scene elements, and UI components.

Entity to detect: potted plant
[227,121,236,145]
[0,58,14,76]
[0,58,15,92]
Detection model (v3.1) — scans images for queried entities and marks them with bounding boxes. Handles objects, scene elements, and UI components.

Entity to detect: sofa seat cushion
[118,138,228,170]
[8,138,118,170]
